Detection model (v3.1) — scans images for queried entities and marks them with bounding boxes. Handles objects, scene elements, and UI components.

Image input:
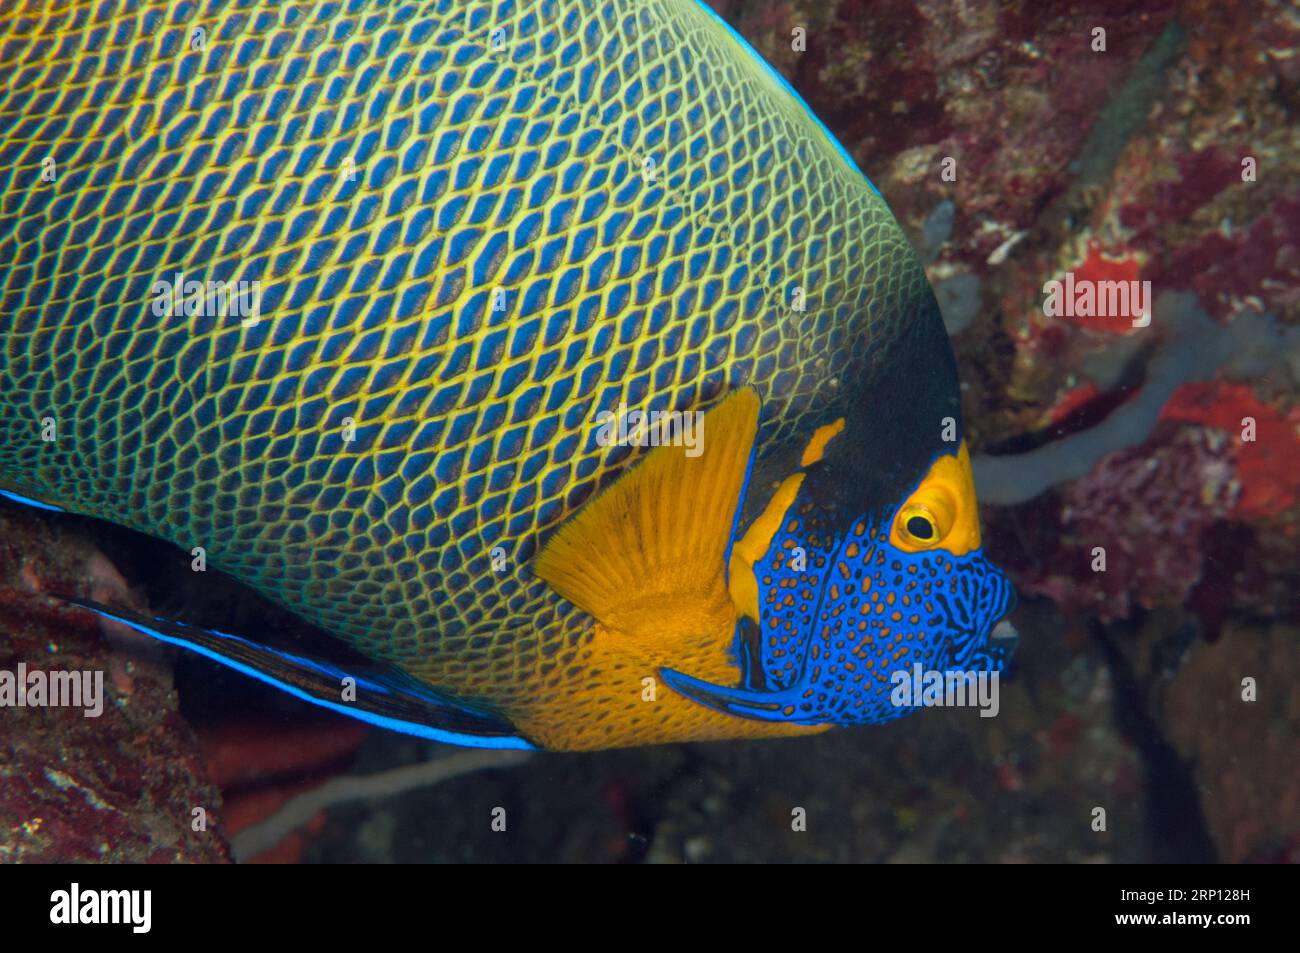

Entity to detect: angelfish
[0,0,1015,751]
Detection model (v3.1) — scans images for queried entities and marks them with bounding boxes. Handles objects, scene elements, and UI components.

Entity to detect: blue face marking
[661,494,1017,726]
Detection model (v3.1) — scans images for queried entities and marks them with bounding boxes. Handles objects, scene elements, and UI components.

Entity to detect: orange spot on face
[800,418,846,467]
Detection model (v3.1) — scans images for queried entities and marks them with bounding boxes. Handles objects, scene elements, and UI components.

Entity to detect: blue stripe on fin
[660,664,815,724]
[64,596,535,750]
[0,489,66,513]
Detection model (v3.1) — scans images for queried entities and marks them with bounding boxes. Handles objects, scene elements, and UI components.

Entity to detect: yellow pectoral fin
[524,391,844,749]
[534,388,760,641]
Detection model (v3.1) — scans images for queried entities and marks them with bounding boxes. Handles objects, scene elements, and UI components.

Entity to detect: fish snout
[974,565,1019,669]
[988,566,1017,627]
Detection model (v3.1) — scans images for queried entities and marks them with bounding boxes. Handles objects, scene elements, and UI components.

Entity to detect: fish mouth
[972,570,1019,668]
[996,576,1017,624]
[984,617,1020,668]
[991,617,1019,644]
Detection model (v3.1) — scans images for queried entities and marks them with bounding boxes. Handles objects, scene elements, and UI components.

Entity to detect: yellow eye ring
[888,444,982,556]
[892,486,958,552]
[897,505,940,545]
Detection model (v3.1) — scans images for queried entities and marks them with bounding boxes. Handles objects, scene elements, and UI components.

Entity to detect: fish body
[0,0,1015,750]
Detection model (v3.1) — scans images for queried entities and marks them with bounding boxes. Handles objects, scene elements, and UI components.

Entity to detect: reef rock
[0,507,230,862]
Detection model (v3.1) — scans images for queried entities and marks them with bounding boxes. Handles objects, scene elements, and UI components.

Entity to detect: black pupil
[906,515,934,539]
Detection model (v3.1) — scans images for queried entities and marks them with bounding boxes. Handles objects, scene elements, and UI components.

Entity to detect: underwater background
[2,0,1297,863]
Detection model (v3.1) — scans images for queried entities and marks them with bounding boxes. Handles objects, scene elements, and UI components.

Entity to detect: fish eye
[905,513,935,540]
[897,503,943,547]
[887,447,982,556]
[893,487,958,552]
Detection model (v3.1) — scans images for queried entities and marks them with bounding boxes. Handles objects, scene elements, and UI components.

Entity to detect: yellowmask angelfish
[0,0,1016,751]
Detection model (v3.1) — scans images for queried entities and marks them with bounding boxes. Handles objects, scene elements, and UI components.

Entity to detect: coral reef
[233,748,531,862]
[0,508,230,862]
[1010,422,1238,620]
[1162,622,1300,863]
[199,717,371,863]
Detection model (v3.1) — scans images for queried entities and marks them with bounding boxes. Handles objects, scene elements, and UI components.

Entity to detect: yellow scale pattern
[0,0,932,749]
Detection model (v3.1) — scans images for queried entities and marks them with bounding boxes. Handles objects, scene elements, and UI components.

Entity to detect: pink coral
[1017,422,1238,620]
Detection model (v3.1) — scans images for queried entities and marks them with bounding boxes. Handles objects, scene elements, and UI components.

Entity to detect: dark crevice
[618,746,710,863]
[1091,618,1217,863]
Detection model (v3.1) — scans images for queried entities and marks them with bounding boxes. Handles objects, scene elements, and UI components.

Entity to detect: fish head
[662,429,1018,727]
[660,280,1018,728]
[537,289,1017,738]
